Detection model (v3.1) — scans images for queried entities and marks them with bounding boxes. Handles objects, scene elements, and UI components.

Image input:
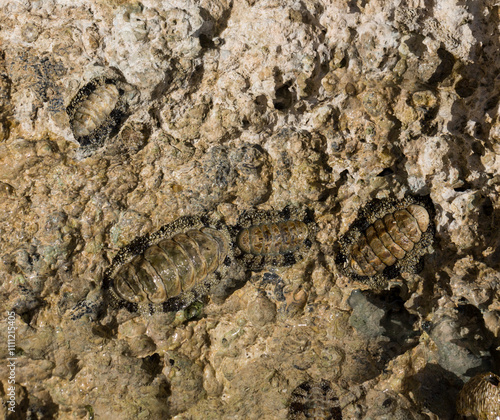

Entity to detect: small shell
[284,287,308,317]
[233,206,316,271]
[246,292,276,326]
[103,215,232,313]
[456,372,500,420]
[336,195,435,288]
[289,379,343,420]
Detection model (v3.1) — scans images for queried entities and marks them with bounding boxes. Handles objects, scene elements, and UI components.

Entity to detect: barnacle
[456,372,500,420]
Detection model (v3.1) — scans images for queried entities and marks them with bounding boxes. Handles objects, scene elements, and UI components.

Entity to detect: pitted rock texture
[0,0,499,419]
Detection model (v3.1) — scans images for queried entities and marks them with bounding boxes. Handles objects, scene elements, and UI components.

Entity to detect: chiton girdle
[102,214,233,314]
[232,205,316,271]
[289,379,343,420]
[336,195,435,288]
[66,75,129,149]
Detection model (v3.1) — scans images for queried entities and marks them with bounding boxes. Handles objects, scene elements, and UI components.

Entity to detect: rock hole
[377,167,394,177]
[273,82,294,110]
[428,48,455,85]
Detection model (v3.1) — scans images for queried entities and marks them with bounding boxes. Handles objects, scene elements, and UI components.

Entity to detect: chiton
[456,372,500,420]
[289,379,342,420]
[336,195,435,288]
[232,206,316,271]
[66,76,129,148]
[103,215,232,313]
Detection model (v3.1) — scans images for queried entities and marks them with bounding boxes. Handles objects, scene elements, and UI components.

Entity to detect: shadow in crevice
[347,288,420,376]
[409,363,462,420]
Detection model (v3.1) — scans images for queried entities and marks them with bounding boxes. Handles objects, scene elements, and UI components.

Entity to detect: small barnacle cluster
[103,206,316,314]
[456,372,500,420]
[288,379,343,420]
[336,195,435,288]
[194,143,273,208]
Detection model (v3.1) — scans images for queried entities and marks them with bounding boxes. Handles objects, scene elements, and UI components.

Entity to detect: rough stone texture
[0,0,499,419]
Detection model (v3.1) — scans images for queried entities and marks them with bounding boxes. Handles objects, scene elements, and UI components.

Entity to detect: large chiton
[103,215,232,313]
[336,195,435,287]
[456,372,500,420]
[66,75,129,148]
[289,379,343,420]
[232,206,316,271]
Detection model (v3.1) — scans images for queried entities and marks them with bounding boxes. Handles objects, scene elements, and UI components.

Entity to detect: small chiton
[289,379,343,420]
[232,206,316,271]
[336,195,435,288]
[66,75,129,148]
[456,372,500,420]
[103,215,232,313]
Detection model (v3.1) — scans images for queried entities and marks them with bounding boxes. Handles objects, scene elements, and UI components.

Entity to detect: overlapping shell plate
[102,206,315,314]
[288,379,343,420]
[103,214,233,314]
[66,74,131,150]
[232,205,316,271]
[336,195,435,288]
[456,372,500,420]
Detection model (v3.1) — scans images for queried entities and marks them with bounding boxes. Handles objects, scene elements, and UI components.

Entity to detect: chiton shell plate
[66,75,130,149]
[336,195,435,288]
[233,205,316,271]
[289,379,343,420]
[103,215,232,313]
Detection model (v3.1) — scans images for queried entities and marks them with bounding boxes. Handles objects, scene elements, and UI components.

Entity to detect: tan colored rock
[0,0,498,417]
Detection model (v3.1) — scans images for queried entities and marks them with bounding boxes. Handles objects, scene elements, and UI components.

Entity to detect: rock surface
[0,0,499,419]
